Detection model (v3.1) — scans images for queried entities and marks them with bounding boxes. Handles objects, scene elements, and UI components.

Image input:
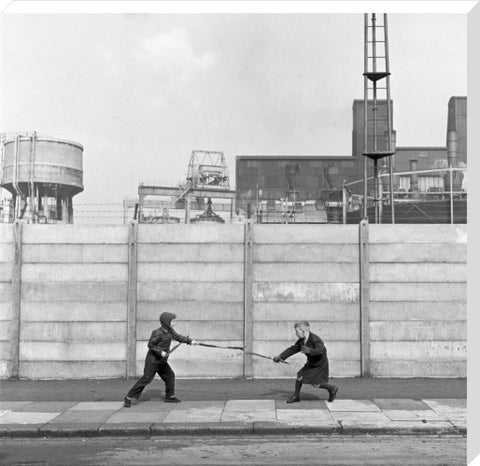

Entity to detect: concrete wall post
[359,219,371,377]
[8,221,23,379]
[126,221,138,378]
[243,221,254,378]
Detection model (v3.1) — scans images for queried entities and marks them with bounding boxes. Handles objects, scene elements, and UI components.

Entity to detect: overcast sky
[0,9,468,209]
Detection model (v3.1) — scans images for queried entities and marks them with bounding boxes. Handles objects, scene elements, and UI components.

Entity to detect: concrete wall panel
[20,361,126,379]
[0,341,9,359]
[253,302,359,321]
[0,263,11,281]
[0,302,12,320]
[255,244,359,263]
[21,302,126,322]
[22,225,129,244]
[22,264,128,282]
[371,360,466,378]
[19,322,127,341]
[138,244,244,263]
[138,263,243,282]
[0,225,13,242]
[370,283,466,301]
[370,321,466,341]
[370,243,467,262]
[254,263,359,283]
[23,244,127,263]
[370,263,466,283]
[371,341,466,360]
[138,224,244,243]
[254,225,358,244]
[21,282,128,302]
[370,301,466,321]
[0,283,12,302]
[369,225,467,244]
[139,282,243,302]
[254,282,359,303]
[20,342,126,361]
[137,301,243,321]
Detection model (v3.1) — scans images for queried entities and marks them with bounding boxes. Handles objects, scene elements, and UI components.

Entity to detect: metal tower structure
[186,150,230,189]
[363,13,395,223]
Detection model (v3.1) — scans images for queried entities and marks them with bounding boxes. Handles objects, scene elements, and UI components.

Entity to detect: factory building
[235,96,467,223]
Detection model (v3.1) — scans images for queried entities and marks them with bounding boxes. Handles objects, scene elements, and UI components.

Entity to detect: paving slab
[163,406,224,423]
[98,423,152,436]
[106,411,170,423]
[221,409,276,422]
[14,402,77,412]
[326,399,381,412]
[151,421,253,435]
[169,401,226,409]
[276,408,335,424]
[373,399,430,410]
[0,412,61,424]
[341,420,457,435]
[120,400,173,412]
[68,401,123,411]
[423,399,467,411]
[49,410,116,424]
[275,399,328,410]
[383,409,443,421]
[434,410,467,421]
[330,411,390,422]
[224,399,275,411]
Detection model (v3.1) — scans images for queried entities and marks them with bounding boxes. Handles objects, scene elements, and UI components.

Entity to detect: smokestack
[409,159,418,193]
[447,130,458,168]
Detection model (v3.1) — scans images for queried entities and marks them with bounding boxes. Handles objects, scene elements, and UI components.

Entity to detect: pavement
[0,378,467,438]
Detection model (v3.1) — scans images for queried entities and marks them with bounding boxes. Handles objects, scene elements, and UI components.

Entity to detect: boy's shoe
[286,395,301,404]
[123,397,132,408]
[165,396,181,403]
[328,386,338,403]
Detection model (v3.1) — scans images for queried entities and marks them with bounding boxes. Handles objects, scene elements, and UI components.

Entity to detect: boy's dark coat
[279,332,329,385]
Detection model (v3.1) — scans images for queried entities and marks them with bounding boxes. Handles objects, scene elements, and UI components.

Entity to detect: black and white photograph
[0,1,475,465]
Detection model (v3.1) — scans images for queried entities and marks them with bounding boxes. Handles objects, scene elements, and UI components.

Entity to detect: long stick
[197,342,289,364]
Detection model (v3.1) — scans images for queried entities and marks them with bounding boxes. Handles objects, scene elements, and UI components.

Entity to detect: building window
[419,176,444,192]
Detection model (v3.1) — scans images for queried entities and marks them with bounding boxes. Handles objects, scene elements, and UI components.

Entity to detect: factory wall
[0,223,466,379]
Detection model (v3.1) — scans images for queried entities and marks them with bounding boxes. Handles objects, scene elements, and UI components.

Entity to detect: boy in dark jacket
[124,312,198,406]
[273,320,338,403]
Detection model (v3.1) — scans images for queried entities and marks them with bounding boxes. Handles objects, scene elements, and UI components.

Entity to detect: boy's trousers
[127,352,175,399]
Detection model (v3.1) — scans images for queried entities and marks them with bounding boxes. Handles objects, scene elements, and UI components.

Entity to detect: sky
[0,4,469,219]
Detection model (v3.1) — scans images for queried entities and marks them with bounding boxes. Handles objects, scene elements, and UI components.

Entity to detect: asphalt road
[0,435,466,465]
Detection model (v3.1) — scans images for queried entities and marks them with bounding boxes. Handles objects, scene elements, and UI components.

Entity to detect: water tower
[0,132,84,223]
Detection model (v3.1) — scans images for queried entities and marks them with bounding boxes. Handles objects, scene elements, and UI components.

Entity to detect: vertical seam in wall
[243,221,254,378]
[359,219,371,377]
[126,221,138,378]
[9,221,23,379]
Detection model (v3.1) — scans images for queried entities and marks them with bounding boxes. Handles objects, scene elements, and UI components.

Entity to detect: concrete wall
[251,225,360,378]
[369,225,467,377]
[136,225,245,378]
[0,223,467,379]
